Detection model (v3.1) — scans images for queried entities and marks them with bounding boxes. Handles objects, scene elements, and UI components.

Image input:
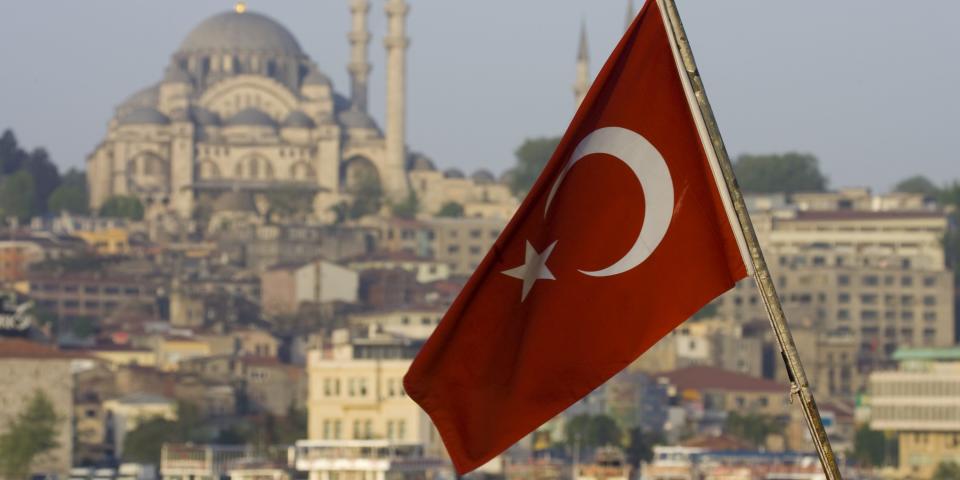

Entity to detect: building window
[838,275,850,286]
[901,276,914,287]
[838,293,851,304]
[923,296,937,307]
[923,276,937,287]
[862,275,879,286]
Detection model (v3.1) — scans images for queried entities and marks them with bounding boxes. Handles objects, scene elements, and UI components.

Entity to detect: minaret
[348,0,372,112]
[625,0,636,31]
[384,0,410,197]
[573,20,590,108]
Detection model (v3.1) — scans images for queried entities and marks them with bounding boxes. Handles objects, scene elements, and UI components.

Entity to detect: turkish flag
[404,0,749,472]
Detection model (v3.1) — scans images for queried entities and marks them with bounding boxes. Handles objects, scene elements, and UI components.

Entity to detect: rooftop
[893,347,960,362]
[0,338,90,360]
[657,366,788,394]
[788,210,946,222]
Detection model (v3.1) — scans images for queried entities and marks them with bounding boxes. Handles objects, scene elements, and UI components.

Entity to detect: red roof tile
[0,338,90,360]
[657,366,788,394]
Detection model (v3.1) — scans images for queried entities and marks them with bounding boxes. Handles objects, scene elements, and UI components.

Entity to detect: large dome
[178,11,304,57]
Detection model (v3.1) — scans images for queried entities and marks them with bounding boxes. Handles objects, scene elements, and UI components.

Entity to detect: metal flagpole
[657,0,844,478]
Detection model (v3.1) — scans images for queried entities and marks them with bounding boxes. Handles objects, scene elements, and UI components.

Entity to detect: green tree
[565,414,623,458]
[507,136,561,196]
[24,148,60,212]
[391,191,419,220]
[0,169,37,220]
[348,173,383,219]
[893,175,939,196]
[0,390,62,479]
[99,195,144,220]
[724,412,784,448]
[937,181,960,283]
[933,462,960,480]
[437,201,465,218]
[121,417,181,465]
[625,428,664,466]
[852,425,886,466]
[265,187,314,222]
[122,402,206,465]
[0,130,27,175]
[48,169,89,214]
[733,153,827,194]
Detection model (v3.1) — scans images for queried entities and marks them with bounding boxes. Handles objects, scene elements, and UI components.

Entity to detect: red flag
[404,0,749,472]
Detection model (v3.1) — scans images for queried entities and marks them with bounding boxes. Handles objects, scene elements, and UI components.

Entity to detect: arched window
[341,156,380,192]
[199,160,220,179]
[290,162,317,181]
[235,156,274,180]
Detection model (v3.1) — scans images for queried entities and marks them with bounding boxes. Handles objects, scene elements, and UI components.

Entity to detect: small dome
[163,65,192,84]
[283,111,316,128]
[407,153,436,172]
[178,11,304,58]
[225,108,276,128]
[471,169,496,184]
[499,169,517,185]
[118,84,159,111]
[443,168,465,179]
[118,107,170,126]
[302,69,331,87]
[338,108,379,131]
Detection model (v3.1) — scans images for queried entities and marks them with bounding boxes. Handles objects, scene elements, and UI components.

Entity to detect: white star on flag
[501,240,558,301]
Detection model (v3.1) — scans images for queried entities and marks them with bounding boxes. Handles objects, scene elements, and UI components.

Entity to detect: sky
[0,1,958,192]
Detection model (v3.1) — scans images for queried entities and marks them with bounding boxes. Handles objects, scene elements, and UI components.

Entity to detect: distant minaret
[348,0,372,112]
[384,0,410,197]
[573,20,590,108]
[625,0,636,31]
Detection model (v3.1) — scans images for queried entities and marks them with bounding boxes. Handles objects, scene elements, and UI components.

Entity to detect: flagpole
[657,0,843,478]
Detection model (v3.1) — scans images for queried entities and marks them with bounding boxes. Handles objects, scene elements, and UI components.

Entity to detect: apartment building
[26,272,166,320]
[366,216,505,276]
[305,329,442,456]
[716,195,954,397]
[870,347,960,478]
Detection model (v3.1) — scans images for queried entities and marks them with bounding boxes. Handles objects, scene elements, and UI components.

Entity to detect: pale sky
[0,1,958,191]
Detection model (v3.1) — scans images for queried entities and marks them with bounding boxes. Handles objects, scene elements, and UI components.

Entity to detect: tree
[733,153,827,194]
[24,148,60,212]
[122,402,206,465]
[391,191,419,220]
[565,414,623,458]
[99,195,144,220]
[625,428,664,466]
[0,170,37,220]
[121,417,181,465]
[507,136,561,196]
[933,462,960,480]
[0,390,62,479]
[0,130,27,175]
[894,175,939,196]
[265,187,314,222]
[852,425,887,467]
[48,169,89,214]
[348,172,383,219]
[724,412,784,448]
[437,201,465,218]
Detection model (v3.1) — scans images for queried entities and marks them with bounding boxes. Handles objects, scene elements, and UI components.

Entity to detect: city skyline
[1,1,959,191]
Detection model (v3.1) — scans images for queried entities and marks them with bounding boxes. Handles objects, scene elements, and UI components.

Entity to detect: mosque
[86,1,519,222]
[85,1,629,223]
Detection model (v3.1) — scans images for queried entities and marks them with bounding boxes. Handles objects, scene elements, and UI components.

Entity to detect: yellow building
[74,228,131,255]
[156,336,212,371]
[88,346,156,369]
[870,348,960,478]
[306,329,442,456]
